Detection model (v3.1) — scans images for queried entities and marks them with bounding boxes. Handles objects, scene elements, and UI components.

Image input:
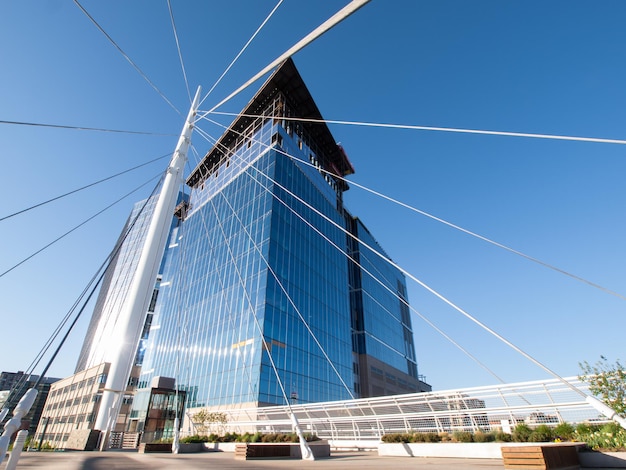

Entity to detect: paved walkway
[3,450,505,470]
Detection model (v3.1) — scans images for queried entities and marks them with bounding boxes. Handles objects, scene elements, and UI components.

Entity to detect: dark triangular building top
[187,58,354,189]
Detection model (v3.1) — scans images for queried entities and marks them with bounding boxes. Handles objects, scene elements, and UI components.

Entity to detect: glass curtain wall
[138,95,353,411]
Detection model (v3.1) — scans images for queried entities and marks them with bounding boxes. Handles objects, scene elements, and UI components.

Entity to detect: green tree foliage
[579,356,626,417]
[190,409,228,435]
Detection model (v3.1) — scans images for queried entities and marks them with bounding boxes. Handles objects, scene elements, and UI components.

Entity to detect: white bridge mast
[94,87,201,441]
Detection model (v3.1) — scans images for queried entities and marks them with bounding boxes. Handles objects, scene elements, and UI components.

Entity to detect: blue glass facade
[76,195,158,373]
[76,192,185,374]
[140,123,353,408]
[130,59,428,427]
[347,216,428,396]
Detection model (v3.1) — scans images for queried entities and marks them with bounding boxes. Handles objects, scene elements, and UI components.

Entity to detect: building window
[272,132,282,147]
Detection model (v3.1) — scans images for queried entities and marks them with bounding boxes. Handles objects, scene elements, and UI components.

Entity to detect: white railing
[210,377,608,441]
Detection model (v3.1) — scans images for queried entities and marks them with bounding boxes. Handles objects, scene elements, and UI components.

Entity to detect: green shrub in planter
[529,425,554,442]
[381,433,409,443]
[473,431,495,443]
[576,423,595,436]
[236,432,252,442]
[578,422,626,451]
[554,422,575,440]
[410,432,440,443]
[260,433,275,443]
[39,442,54,451]
[422,432,441,443]
[452,431,473,443]
[180,434,209,444]
[237,432,264,443]
[491,430,512,442]
[221,432,238,442]
[512,423,533,442]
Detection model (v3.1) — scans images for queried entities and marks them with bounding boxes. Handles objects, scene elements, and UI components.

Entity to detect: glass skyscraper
[129,59,429,430]
[75,195,159,373]
[75,193,184,373]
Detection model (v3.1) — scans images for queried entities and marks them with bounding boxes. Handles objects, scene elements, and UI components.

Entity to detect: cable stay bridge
[0,1,624,464]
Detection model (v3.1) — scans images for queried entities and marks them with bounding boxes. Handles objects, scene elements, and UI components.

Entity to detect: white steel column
[94,87,201,438]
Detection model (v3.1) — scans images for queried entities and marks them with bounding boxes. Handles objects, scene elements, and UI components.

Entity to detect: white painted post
[94,87,201,443]
[172,417,180,454]
[586,395,626,429]
[290,413,314,461]
[5,430,29,470]
[0,388,38,461]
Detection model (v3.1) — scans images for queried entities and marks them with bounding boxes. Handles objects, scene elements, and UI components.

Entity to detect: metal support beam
[94,87,201,443]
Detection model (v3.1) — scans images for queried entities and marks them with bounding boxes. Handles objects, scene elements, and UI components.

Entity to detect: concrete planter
[578,451,626,468]
[379,442,508,459]
[380,442,626,467]
[200,441,237,452]
[178,442,206,453]
[138,443,172,453]
[139,442,208,453]
[234,441,331,460]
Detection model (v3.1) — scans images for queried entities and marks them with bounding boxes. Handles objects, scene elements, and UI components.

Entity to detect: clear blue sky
[1,1,625,392]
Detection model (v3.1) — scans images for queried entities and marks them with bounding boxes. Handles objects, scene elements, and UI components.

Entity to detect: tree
[190,409,228,435]
[579,356,626,417]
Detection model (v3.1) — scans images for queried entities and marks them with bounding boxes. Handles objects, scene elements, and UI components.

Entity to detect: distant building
[130,58,430,436]
[0,391,9,409]
[32,363,135,449]
[75,194,183,373]
[0,371,59,436]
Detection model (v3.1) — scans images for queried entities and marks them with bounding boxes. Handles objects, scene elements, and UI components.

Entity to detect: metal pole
[0,388,38,461]
[37,416,49,451]
[94,87,201,442]
[5,430,29,470]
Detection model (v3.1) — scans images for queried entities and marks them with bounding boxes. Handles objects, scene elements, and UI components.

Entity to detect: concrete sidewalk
[3,450,506,470]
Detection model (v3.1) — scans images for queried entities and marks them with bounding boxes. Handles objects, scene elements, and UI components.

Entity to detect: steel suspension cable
[167,0,192,104]
[206,191,293,409]
[1,152,171,222]
[193,125,351,403]
[217,183,356,399]
[0,119,176,136]
[195,119,580,394]
[245,160,509,388]
[198,0,284,107]
[2,180,162,411]
[198,113,626,302]
[189,164,265,409]
[249,158,583,395]
[209,111,626,146]
[194,124,503,389]
[0,172,162,279]
[195,0,370,122]
[73,0,182,116]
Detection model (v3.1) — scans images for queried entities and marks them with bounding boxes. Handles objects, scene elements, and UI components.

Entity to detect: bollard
[5,430,29,470]
[0,388,38,461]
